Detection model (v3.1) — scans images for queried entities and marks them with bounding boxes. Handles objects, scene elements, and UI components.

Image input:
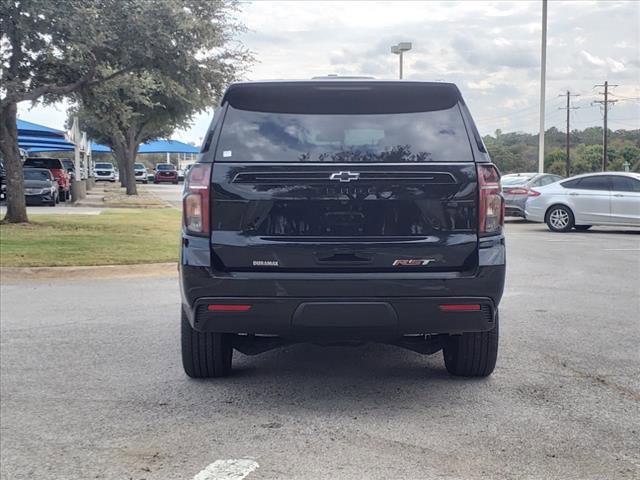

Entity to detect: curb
[0,262,178,282]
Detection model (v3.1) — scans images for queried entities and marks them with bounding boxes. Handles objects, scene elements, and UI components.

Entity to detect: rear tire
[181,308,233,378]
[545,205,574,232]
[574,225,591,231]
[443,312,499,377]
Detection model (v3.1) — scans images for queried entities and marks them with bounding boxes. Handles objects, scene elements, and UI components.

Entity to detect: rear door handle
[613,194,624,197]
[569,192,579,196]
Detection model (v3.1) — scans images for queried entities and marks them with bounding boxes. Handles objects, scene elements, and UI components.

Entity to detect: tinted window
[95,163,113,169]
[215,105,473,163]
[23,169,52,181]
[611,176,640,192]
[24,158,62,169]
[577,176,610,191]
[134,163,145,169]
[561,178,581,189]
[156,164,176,171]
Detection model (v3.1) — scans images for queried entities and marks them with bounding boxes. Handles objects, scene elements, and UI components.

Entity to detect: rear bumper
[505,205,525,217]
[187,295,497,339]
[504,197,526,217]
[180,265,504,339]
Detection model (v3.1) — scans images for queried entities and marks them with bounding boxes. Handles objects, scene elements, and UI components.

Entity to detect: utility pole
[593,81,618,171]
[558,91,580,176]
[537,0,548,173]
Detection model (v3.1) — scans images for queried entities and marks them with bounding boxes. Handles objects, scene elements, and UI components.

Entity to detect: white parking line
[193,459,259,480]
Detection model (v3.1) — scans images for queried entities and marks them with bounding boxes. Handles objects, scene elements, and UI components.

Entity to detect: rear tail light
[439,304,481,312]
[478,164,504,235]
[506,187,529,195]
[183,163,212,235]
[207,304,252,312]
[528,189,541,197]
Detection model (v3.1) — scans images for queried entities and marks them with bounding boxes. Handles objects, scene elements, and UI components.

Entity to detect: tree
[71,68,232,195]
[1,0,247,223]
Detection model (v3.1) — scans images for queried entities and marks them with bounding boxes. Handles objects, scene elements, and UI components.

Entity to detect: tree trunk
[118,155,127,188]
[124,146,138,195]
[0,102,29,223]
[111,142,138,195]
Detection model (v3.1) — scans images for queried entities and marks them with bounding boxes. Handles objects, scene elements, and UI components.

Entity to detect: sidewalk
[0,205,104,215]
[73,184,171,208]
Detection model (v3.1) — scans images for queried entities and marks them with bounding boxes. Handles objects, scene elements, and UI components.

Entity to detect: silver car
[525,172,640,232]
[502,173,563,218]
[134,163,148,184]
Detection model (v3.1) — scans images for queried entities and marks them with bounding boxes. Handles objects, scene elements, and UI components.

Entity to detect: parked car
[502,172,563,218]
[23,157,71,201]
[179,79,506,378]
[134,163,148,184]
[60,159,76,183]
[23,168,59,206]
[94,162,116,182]
[525,172,640,232]
[154,163,178,184]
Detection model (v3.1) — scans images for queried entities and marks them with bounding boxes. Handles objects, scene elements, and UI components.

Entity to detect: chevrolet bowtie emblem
[329,171,360,182]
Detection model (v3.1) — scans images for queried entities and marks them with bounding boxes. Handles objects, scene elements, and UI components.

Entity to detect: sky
[18,0,640,146]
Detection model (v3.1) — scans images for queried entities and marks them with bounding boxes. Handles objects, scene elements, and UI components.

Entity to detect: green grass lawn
[0,209,181,267]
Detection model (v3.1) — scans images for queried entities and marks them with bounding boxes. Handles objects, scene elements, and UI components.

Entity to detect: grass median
[0,209,181,267]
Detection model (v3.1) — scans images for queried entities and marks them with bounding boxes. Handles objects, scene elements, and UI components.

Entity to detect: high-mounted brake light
[183,163,212,235]
[478,164,504,235]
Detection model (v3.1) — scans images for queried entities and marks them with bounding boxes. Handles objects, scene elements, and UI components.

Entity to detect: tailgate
[210,162,478,272]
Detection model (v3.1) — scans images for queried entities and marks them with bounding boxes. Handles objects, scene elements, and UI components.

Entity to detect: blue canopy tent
[91,139,199,154]
[17,119,75,153]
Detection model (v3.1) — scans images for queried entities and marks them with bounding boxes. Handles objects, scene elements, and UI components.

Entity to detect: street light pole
[537,0,548,173]
[391,42,412,80]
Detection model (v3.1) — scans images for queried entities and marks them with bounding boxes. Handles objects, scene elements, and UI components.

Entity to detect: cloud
[451,34,538,70]
[580,50,607,67]
[17,0,640,140]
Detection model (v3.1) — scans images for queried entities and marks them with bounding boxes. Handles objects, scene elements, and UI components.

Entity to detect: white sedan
[525,172,640,232]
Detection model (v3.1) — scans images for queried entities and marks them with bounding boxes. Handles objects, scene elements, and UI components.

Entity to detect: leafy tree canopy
[484,128,640,176]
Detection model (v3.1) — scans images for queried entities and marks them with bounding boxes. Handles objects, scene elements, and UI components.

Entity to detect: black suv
[180,80,505,378]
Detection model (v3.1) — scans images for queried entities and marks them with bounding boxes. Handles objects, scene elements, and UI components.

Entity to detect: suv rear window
[24,158,63,169]
[215,105,473,163]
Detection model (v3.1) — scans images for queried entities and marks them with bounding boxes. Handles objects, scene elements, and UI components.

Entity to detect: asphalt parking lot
[1,221,639,480]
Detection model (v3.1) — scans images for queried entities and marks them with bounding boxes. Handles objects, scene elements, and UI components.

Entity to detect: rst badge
[393,259,435,266]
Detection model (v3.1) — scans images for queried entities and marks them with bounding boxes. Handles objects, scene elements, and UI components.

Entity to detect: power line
[593,81,618,171]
